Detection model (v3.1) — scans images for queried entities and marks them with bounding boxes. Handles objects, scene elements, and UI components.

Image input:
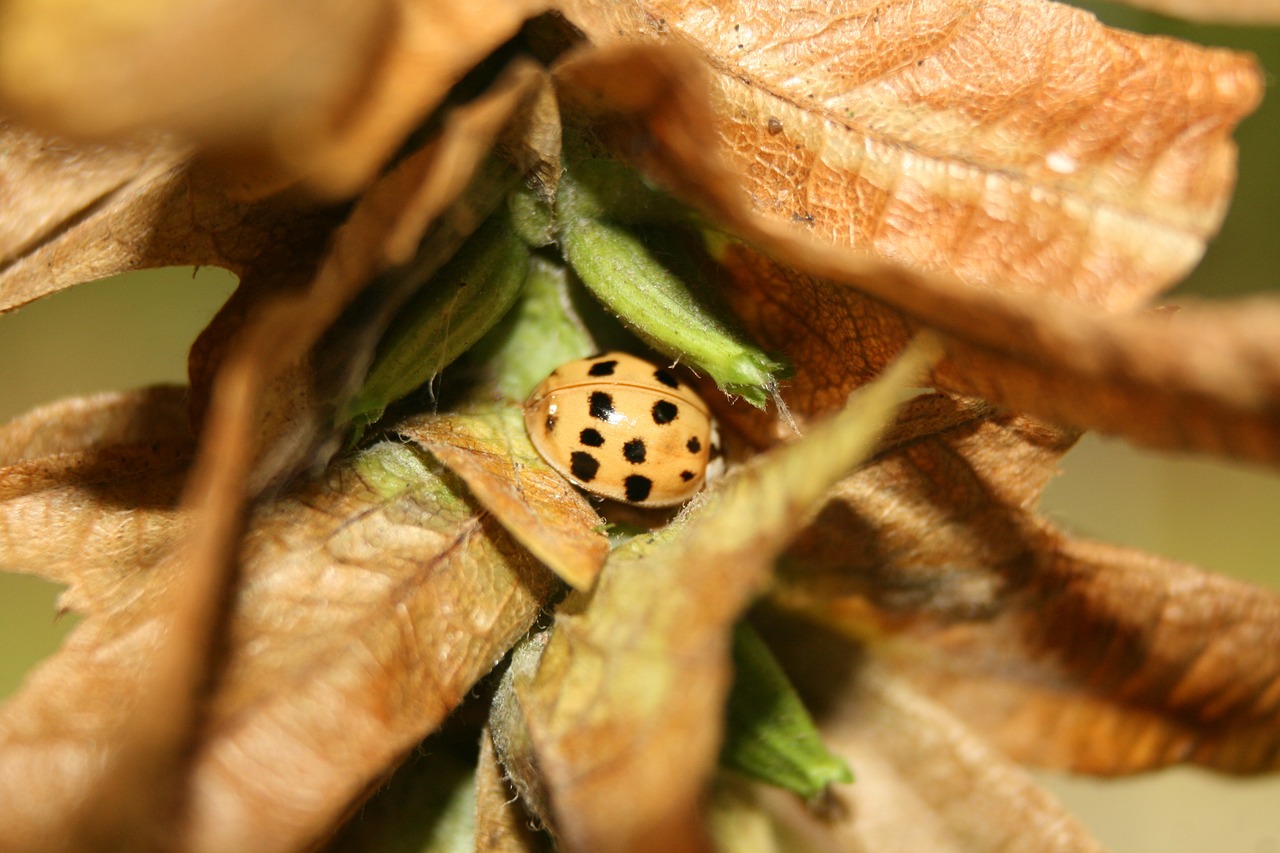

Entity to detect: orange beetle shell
[524,352,717,507]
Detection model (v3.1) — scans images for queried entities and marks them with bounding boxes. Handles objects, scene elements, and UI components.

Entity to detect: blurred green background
[2,3,1279,850]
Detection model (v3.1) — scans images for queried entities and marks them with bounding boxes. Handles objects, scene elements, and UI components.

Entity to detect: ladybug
[524,352,720,507]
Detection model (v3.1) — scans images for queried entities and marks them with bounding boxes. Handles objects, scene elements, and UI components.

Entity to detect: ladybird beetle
[524,352,720,507]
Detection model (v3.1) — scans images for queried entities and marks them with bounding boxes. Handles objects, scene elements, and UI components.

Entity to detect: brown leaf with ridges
[558,0,1259,306]
[773,400,1280,777]
[878,533,1280,776]
[763,625,1106,853]
[0,385,191,466]
[0,439,556,852]
[401,403,608,591]
[0,388,194,624]
[0,130,340,319]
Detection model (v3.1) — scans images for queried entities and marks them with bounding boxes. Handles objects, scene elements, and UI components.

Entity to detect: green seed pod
[344,206,531,435]
[721,622,853,800]
[557,163,786,409]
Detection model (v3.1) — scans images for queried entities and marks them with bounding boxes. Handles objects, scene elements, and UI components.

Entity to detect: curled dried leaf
[882,533,1280,776]
[400,403,608,591]
[0,436,555,852]
[762,624,1106,853]
[556,0,1260,305]
[0,0,552,194]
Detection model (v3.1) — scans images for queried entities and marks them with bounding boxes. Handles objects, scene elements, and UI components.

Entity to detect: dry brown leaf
[0,388,193,611]
[0,0,550,195]
[0,0,383,148]
[0,131,342,319]
[0,385,191,466]
[0,128,187,314]
[877,532,1280,776]
[771,401,1280,778]
[188,59,556,493]
[776,406,1076,622]
[0,124,184,275]
[400,404,608,591]
[719,243,1280,463]
[0,435,555,852]
[287,0,554,195]
[763,630,1106,853]
[0,388,198,853]
[7,59,558,853]
[557,0,1259,306]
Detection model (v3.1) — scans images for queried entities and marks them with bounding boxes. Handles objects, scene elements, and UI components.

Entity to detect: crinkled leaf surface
[400,404,608,591]
[556,0,1259,306]
[877,533,1280,776]
[762,625,1106,853]
[0,404,555,852]
[773,403,1280,777]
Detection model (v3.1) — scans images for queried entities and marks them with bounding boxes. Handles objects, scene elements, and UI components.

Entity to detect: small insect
[524,352,721,507]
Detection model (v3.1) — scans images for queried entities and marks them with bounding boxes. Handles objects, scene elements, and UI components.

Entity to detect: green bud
[557,163,787,408]
[721,622,853,801]
[344,206,531,435]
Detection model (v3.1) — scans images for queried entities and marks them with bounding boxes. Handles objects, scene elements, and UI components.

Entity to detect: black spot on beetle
[686,436,701,454]
[570,452,600,482]
[651,400,678,424]
[653,368,680,389]
[624,475,653,503]
[680,470,695,482]
[544,414,557,433]
[588,359,618,377]
[589,391,616,421]
[623,438,647,464]
[579,428,605,447]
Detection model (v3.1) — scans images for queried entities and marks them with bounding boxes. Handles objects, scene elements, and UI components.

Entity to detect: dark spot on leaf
[590,392,616,421]
[570,452,600,482]
[686,436,701,454]
[623,439,647,464]
[652,400,678,424]
[579,428,605,447]
[588,359,618,377]
[624,475,653,503]
[653,368,680,389]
